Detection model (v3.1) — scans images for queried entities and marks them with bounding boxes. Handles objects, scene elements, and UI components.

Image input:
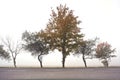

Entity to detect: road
[0,67,120,80]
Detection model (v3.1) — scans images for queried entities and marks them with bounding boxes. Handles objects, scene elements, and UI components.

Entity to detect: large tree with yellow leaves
[39,4,84,68]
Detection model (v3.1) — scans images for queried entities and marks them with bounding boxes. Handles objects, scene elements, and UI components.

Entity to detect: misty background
[0,0,120,67]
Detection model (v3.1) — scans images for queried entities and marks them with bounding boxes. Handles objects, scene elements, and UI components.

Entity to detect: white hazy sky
[0,0,120,67]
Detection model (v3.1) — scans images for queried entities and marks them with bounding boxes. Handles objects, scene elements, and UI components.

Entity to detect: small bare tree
[1,38,22,67]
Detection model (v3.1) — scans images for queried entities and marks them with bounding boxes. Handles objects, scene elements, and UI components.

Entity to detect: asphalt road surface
[0,67,120,80]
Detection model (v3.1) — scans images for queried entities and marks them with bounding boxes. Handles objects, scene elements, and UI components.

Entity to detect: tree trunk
[38,55,43,68]
[13,57,17,68]
[82,54,87,68]
[102,59,108,67]
[62,45,66,68]
[62,55,66,68]
[39,60,43,68]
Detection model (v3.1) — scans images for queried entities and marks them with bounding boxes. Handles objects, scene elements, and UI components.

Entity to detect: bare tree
[1,38,22,67]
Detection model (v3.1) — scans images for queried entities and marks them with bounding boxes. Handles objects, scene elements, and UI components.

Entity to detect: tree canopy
[0,45,10,60]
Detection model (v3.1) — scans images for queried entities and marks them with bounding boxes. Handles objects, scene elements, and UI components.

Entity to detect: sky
[0,0,120,67]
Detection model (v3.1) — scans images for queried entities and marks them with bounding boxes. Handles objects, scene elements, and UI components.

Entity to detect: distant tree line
[0,4,116,68]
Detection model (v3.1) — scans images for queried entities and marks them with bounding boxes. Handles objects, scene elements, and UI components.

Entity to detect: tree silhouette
[38,4,84,68]
[22,31,49,68]
[74,38,98,67]
[0,45,10,60]
[95,42,116,67]
[1,38,22,67]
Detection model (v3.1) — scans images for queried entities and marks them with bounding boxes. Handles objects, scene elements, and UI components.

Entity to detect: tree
[38,4,84,68]
[1,38,22,67]
[0,45,10,60]
[74,38,98,67]
[95,42,116,67]
[22,31,49,68]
